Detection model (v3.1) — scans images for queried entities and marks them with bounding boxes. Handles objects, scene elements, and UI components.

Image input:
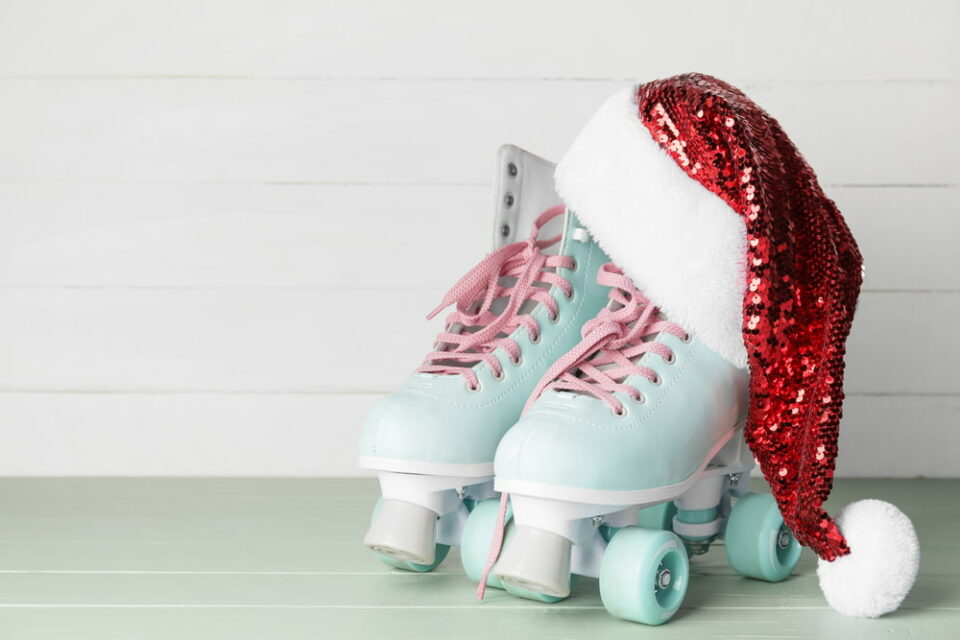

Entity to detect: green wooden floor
[0,478,955,639]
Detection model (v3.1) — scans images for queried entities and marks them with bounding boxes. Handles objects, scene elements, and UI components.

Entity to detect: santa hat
[555,74,919,617]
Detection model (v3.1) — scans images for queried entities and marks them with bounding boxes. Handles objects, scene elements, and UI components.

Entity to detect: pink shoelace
[476,263,688,599]
[526,262,689,414]
[417,205,574,388]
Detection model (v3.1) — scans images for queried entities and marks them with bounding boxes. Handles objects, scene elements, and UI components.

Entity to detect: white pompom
[817,499,919,618]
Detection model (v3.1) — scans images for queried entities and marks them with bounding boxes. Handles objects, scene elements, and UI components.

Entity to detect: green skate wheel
[461,498,510,589]
[724,492,801,582]
[370,498,450,572]
[599,527,689,625]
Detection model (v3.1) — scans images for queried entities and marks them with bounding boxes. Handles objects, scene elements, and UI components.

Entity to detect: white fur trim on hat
[555,87,748,368]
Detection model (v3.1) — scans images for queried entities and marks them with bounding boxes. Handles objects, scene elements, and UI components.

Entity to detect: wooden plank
[0,570,954,609]
[0,393,956,478]
[0,289,956,394]
[0,607,957,640]
[0,80,957,185]
[835,187,960,292]
[0,184,956,291]
[0,287,438,393]
[0,183,493,290]
[0,393,381,477]
[0,536,955,577]
[0,0,955,81]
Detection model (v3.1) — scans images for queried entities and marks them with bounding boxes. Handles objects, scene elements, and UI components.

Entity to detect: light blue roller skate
[359,146,611,571]
[466,264,802,624]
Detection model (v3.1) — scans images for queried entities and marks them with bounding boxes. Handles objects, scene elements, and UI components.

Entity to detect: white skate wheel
[364,499,439,566]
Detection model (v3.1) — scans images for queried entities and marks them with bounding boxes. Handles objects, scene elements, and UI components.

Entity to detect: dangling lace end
[476,492,510,601]
[425,303,446,321]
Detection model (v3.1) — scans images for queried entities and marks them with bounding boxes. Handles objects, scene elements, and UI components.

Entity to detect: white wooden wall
[0,0,957,477]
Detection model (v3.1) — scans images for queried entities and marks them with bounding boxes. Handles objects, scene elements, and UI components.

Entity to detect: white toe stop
[817,499,919,618]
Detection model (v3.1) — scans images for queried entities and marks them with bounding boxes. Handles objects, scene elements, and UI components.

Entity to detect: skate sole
[358,455,493,477]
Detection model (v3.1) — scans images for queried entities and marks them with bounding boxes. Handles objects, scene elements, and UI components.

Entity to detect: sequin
[636,74,862,561]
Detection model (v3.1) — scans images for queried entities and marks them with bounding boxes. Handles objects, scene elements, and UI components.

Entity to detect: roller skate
[465,264,801,623]
[359,146,611,572]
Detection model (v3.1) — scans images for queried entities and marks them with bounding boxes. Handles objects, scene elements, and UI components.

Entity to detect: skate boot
[466,264,796,622]
[359,146,611,572]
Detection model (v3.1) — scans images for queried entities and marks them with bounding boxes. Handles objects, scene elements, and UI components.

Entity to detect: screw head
[657,568,672,589]
[777,529,791,549]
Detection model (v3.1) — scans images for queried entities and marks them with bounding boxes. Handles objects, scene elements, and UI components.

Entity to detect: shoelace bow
[476,263,688,600]
[417,205,574,388]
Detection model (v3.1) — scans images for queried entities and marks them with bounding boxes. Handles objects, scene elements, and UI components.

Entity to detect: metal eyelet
[507,162,518,177]
[680,333,692,344]
[664,353,676,365]
[564,288,575,301]
[511,354,523,366]
[612,406,627,417]
[549,312,560,324]
[530,331,541,344]
[492,369,505,381]
[466,382,482,392]
[633,393,646,405]
[569,258,578,272]
[650,374,662,386]
[504,193,515,207]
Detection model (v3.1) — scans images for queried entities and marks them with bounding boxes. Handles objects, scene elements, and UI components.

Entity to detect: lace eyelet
[511,354,523,366]
[633,393,646,405]
[492,369,504,381]
[650,374,662,386]
[664,353,676,365]
[680,333,692,344]
[530,331,541,345]
[569,258,578,272]
[563,288,575,302]
[549,312,559,324]
[466,382,482,392]
[612,406,627,417]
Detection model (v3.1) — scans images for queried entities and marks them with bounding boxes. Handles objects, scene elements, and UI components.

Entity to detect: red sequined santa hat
[555,74,918,617]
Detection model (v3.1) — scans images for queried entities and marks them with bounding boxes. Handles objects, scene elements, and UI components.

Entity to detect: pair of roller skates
[359,146,802,625]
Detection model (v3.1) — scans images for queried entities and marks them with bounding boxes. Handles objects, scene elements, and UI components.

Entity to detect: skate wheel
[724,492,801,582]
[460,498,510,589]
[368,498,450,572]
[599,527,689,625]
